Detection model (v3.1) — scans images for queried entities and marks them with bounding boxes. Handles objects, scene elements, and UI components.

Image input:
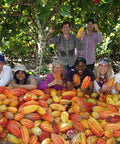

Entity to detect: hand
[93,24,99,32]
[54,79,63,86]
[12,83,18,89]
[102,84,112,92]
[81,88,87,94]
[114,84,119,94]
[80,31,85,40]
[51,79,63,86]
[49,28,54,33]
[85,24,88,29]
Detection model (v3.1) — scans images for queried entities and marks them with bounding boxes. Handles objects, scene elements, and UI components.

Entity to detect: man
[48,21,84,70]
[66,57,95,95]
[0,54,13,86]
[79,19,103,71]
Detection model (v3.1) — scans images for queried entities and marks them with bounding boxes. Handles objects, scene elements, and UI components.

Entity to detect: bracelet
[48,83,50,87]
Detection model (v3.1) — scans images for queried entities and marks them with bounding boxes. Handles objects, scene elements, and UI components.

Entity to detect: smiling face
[86,21,94,32]
[61,24,71,35]
[53,64,63,75]
[99,63,108,76]
[75,62,87,77]
[15,70,26,82]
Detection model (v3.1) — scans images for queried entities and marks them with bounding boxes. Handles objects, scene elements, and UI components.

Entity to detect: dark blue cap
[0,54,5,63]
[75,57,86,65]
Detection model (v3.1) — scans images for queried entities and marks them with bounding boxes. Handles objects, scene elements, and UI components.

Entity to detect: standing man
[0,54,13,86]
[48,21,84,71]
[79,19,103,71]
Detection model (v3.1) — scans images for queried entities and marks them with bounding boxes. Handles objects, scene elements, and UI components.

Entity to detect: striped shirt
[79,32,103,65]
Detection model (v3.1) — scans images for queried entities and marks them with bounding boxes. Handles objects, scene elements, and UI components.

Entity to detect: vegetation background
[0,0,120,76]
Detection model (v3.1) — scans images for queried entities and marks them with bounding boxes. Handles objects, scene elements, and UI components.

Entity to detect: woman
[9,64,43,90]
[94,57,114,93]
[38,60,68,90]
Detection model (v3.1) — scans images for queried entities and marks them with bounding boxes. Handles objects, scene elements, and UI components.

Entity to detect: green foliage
[0,0,119,73]
[95,23,120,60]
[39,64,50,75]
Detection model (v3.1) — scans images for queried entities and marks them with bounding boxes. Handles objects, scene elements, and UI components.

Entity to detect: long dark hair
[14,70,30,84]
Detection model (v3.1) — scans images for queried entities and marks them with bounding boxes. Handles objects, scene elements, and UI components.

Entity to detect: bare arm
[48,79,66,88]
[9,77,37,90]
[67,81,75,91]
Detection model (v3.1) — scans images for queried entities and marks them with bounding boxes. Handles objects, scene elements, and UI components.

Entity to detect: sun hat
[75,57,86,65]
[0,54,5,63]
[14,64,27,73]
[98,57,109,65]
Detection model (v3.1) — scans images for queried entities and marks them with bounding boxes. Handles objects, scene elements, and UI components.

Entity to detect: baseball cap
[98,57,109,65]
[14,64,27,73]
[0,54,5,63]
[75,57,86,65]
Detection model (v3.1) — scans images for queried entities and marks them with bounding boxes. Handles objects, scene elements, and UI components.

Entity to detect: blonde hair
[51,60,65,81]
[94,63,114,79]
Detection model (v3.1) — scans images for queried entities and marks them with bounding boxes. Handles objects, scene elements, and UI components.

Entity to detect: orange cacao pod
[25,113,42,121]
[81,76,91,89]
[53,71,61,80]
[73,74,80,86]
[6,123,20,136]
[29,135,38,144]
[20,118,34,128]
[88,116,104,137]
[0,86,5,94]
[51,133,65,144]
[3,88,13,98]
[20,126,29,144]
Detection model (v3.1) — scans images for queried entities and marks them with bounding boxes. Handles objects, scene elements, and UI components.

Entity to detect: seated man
[66,57,95,95]
[0,54,13,86]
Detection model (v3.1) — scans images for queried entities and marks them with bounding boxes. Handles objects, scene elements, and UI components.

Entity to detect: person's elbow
[31,84,37,89]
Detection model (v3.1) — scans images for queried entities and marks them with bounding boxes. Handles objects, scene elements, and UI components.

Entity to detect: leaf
[6,0,14,5]
[20,17,28,23]
[60,4,70,11]
[58,9,70,17]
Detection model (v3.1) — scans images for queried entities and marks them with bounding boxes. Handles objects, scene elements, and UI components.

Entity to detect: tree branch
[0,4,39,32]
[44,0,63,28]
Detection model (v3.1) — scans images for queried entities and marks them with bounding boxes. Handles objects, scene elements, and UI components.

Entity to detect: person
[66,57,95,95]
[47,21,84,71]
[94,57,114,93]
[0,54,13,86]
[112,64,120,94]
[38,60,68,90]
[79,19,103,71]
[9,64,43,90]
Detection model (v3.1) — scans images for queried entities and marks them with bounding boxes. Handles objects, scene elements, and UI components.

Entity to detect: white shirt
[0,65,13,86]
[112,72,120,94]
[94,72,114,93]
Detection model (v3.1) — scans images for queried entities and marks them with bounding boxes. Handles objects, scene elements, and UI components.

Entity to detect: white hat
[14,64,27,73]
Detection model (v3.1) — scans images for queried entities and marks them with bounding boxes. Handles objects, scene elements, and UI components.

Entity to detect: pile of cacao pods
[0,85,120,144]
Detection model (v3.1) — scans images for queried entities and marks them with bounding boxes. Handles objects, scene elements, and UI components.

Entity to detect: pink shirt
[79,32,103,65]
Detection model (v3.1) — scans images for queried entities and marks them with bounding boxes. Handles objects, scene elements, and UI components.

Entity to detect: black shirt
[66,68,95,89]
